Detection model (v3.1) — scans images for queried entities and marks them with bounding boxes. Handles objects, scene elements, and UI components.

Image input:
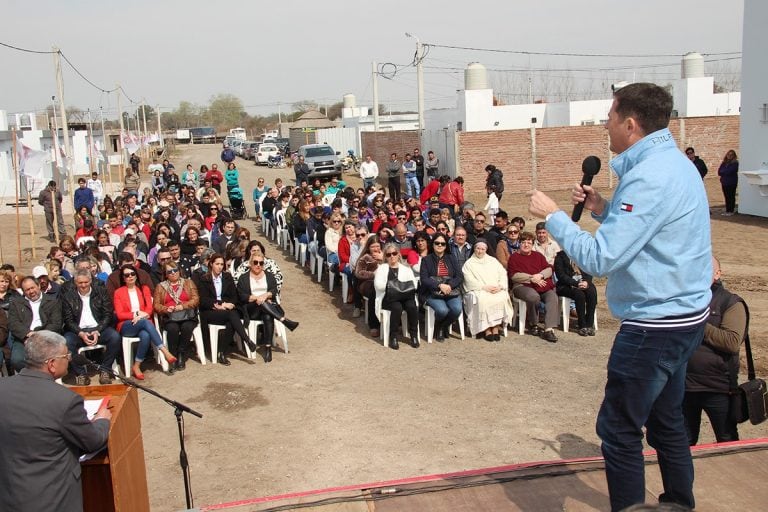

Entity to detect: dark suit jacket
[236,270,278,304]
[0,368,110,511]
[8,295,62,341]
[193,271,239,311]
[61,285,115,334]
[418,253,463,305]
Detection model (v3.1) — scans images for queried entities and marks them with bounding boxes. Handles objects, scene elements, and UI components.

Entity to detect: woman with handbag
[153,261,200,372]
[236,256,299,363]
[192,253,255,366]
[374,242,419,349]
[114,265,175,380]
[419,233,463,341]
[554,250,598,336]
[354,235,384,338]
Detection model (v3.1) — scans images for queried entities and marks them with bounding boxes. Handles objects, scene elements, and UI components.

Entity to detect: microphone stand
[87,362,202,510]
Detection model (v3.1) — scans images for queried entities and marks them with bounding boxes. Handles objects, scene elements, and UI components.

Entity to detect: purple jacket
[718,160,739,187]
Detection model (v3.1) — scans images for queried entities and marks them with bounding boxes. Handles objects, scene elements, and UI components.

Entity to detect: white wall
[738,0,768,217]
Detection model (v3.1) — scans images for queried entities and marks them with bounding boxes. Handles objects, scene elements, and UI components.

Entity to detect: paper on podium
[80,396,111,462]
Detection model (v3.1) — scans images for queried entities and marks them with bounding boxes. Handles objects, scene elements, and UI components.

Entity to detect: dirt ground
[6,144,768,511]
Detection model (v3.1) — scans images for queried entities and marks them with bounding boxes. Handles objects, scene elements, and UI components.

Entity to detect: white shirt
[87,178,103,198]
[213,274,223,300]
[359,161,379,179]
[128,288,140,312]
[78,289,99,329]
[28,296,43,330]
[148,163,164,174]
[249,273,268,296]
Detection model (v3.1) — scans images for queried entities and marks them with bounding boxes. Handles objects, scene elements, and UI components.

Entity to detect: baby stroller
[227,186,246,220]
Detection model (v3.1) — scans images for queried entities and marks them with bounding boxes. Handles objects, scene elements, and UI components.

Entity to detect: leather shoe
[390,338,399,350]
[411,336,420,348]
[442,323,451,339]
[484,333,495,342]
[433,321,445,341]
[176,356,186,371]
[541,329,558,343]
[283,319,299,331]
[492,334,501,342]
[586,327,596,336]
[98,371,112,385]
[217,352,231,366]
[244,338,258,353]
[76,375,91,386]
[263,345,272,363]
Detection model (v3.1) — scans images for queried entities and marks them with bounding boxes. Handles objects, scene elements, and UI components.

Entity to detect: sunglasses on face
[123,272,137,277]
[356,233,366,238]
[508,230,519,235]
[251,260,265,266]
[385,252,398,257]
[433,241,447,246]
[166,268,179,274]
[332,220,342,224]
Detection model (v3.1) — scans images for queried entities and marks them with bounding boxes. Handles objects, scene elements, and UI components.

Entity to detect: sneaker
[527,325,542,337]
[75,375,91,386]
[541,329,558,343]
[586,327,596,336]
[98,371,113,385]
[352,307,362,318]
[577,327,590,337]
[721,211,734,216]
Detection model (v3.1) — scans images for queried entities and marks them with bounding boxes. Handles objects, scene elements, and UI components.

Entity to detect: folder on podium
[73,384,150,512]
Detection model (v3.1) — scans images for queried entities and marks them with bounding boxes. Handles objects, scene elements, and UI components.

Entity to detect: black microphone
[571,156,601,222]
[72,353,96,369]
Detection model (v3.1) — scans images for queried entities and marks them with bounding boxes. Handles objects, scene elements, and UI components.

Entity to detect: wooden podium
[73,384,150,512]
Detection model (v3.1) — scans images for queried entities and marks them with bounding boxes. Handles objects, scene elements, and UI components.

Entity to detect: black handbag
[431,277,460,298]
[386,276,416,302]
[729,302,767,425]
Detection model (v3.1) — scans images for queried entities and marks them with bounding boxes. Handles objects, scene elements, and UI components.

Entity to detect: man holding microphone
[528,83,712,511]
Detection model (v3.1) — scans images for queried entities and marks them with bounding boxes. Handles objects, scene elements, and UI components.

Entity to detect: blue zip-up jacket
[74,187,95,211]
[546,128,712,321]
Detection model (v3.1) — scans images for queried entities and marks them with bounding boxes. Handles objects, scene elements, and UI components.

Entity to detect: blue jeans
[425,295,463,324]
[363,178,376,191]
[405,173,420,197]
[120,318,164,363]
[596,322,705,512]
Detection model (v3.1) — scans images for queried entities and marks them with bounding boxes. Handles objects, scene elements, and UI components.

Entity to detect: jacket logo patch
[620,203,634,212]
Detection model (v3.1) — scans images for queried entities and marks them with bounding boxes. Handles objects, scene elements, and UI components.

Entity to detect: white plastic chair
[154,314,208,366]
[463,291,509,338]
[122,335,169,377]
[514,298,527,335]
[424,303,465,343]
[237,318,289,359]
[77,344,121,373]
[376,296,419,348]
[274,210,287,247]
[207,324,227,364]
[560,296,599,333]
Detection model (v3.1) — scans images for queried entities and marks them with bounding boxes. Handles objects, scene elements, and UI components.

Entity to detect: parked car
[230,139,244,156]
[242,141,260,160]
[223,135,237,148]
[298,143,341,179]
[255,143,280,165]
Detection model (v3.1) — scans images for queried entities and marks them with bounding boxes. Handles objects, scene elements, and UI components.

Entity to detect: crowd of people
[3,157,302,384]
[256,154,600,348]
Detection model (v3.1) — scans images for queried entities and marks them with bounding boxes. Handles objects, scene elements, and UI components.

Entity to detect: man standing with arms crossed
[528,83,712,511]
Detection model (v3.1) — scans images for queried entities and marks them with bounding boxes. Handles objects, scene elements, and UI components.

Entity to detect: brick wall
[361,131,421,174]
[457,116,740,194]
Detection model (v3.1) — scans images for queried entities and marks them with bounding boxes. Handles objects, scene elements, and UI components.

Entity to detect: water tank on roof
[465,62,488,90]
[681,52,705,79]
[343,94,356,108]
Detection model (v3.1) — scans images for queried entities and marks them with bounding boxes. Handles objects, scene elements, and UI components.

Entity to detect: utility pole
[278,103,282,124]
[100,105,112,192]
[141,101,148,162]
[116,84,126,185]
[87,109,95,174]
[157,104,164,148]
[372,61,380,131]
[406,33,425,130]
[53,47,75,209]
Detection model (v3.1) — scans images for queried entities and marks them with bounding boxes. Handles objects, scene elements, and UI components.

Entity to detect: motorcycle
[267,154,287,169]
[340,150,361,173]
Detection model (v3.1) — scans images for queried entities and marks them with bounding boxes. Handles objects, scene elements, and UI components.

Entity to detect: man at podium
[0,330,112,511]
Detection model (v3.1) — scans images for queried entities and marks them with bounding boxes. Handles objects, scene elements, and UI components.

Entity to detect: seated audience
[374,243,419,350]
[354,235,384,337]
[462,239,514,341]
[153,261,200,372]
[419,233,463,342]
[554,250,597,336]
[8,276,62,372]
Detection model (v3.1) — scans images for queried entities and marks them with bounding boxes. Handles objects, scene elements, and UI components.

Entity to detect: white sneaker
[352,308,361,318]
[721,212,734,216]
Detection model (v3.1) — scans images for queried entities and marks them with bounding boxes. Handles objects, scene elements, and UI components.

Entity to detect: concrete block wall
[361,131,421,174]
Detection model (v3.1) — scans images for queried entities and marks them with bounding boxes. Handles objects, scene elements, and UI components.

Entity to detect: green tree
[208,94,244,130]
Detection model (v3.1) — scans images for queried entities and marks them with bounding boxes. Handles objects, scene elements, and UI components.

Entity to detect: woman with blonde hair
[154,261,200,371]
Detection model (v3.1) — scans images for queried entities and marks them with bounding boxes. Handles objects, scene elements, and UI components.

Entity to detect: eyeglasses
[251,260,265,266]
[385,252,399,257]
[166,268,179,274]
[433,241,447,246]
[47,353,72,363]
[123,272,137,277]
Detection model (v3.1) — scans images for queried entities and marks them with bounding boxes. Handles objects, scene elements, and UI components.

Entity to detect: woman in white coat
[374,242,419,350]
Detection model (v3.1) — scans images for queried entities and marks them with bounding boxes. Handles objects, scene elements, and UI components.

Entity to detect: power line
[424,42,741,59]
[0,41,56,54]
[58,51,119,94]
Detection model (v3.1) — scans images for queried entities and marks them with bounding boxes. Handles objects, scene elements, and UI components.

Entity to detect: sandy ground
[5,144,767,511]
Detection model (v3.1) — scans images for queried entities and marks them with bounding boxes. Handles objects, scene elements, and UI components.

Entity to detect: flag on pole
[15,139,50,181]
[121,130,140,154]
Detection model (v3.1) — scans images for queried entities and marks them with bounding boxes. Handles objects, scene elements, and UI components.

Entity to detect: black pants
[163,319,197,356]
[200,309,248,354]
[362,284,380,329]
[388,176,401,202]
[722,184,737,213]
[382,296,418,338]
[557,284,598,329]
[245,302,275,345]
[683,391,739,445]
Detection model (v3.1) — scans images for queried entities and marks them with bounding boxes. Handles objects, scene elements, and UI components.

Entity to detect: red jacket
[438,180,464,207]
[420,180,440,204]
[206,169,223,186]
[113,284,155,332]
